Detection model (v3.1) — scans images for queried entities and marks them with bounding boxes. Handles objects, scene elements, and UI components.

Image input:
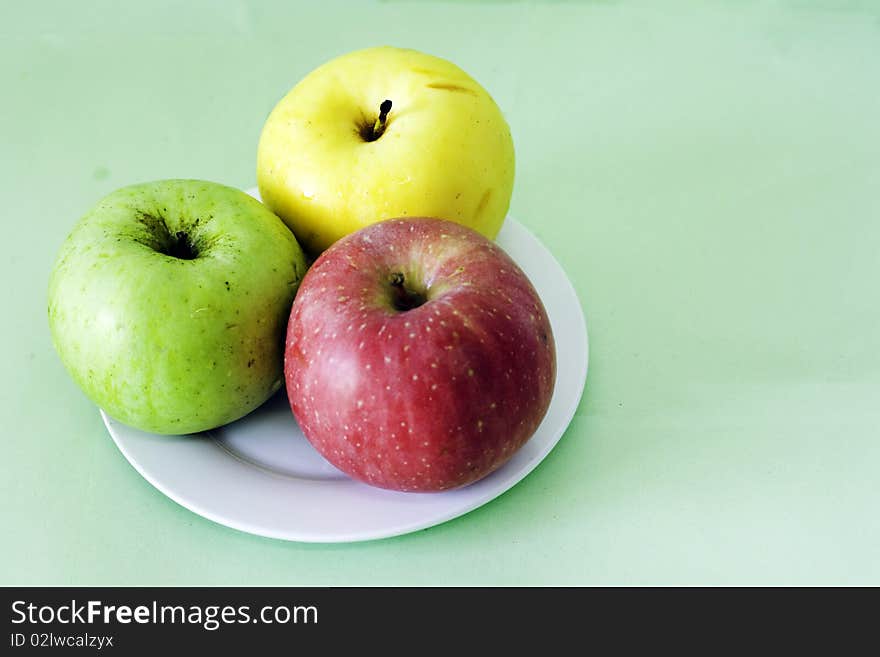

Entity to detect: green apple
[48,180,307,434]
[256,46,515,254]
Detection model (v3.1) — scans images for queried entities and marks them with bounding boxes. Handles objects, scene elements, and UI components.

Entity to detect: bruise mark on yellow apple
[425,82,477,95]
[474,189,492,218]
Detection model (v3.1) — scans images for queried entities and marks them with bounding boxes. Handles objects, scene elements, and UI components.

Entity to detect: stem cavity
[389,271,427,312]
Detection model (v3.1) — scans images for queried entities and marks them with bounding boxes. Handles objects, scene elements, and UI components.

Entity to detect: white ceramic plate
[102,189,588,542]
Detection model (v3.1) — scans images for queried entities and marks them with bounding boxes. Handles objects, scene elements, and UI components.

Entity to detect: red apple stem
[389,272,426,312]
[371,99,393,139]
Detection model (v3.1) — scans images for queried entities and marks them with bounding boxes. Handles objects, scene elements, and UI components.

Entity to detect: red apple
[284,218,556,492]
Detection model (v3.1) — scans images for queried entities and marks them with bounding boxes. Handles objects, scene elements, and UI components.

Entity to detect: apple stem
[389,272,427,312]
[371,99,393,140]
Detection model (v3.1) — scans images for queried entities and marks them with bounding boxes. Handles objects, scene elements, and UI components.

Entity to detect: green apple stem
[371,99,393,140]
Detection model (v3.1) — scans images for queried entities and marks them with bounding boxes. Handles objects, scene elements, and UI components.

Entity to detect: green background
[2,0,878,585]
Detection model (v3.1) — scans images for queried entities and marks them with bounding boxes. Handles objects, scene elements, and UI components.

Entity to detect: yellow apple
[256,46,515,254]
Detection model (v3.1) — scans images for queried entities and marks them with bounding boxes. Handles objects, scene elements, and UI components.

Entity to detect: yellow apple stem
[371,99,393,140]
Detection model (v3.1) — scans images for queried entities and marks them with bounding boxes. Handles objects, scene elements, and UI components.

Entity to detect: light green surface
[2,0,878,585]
